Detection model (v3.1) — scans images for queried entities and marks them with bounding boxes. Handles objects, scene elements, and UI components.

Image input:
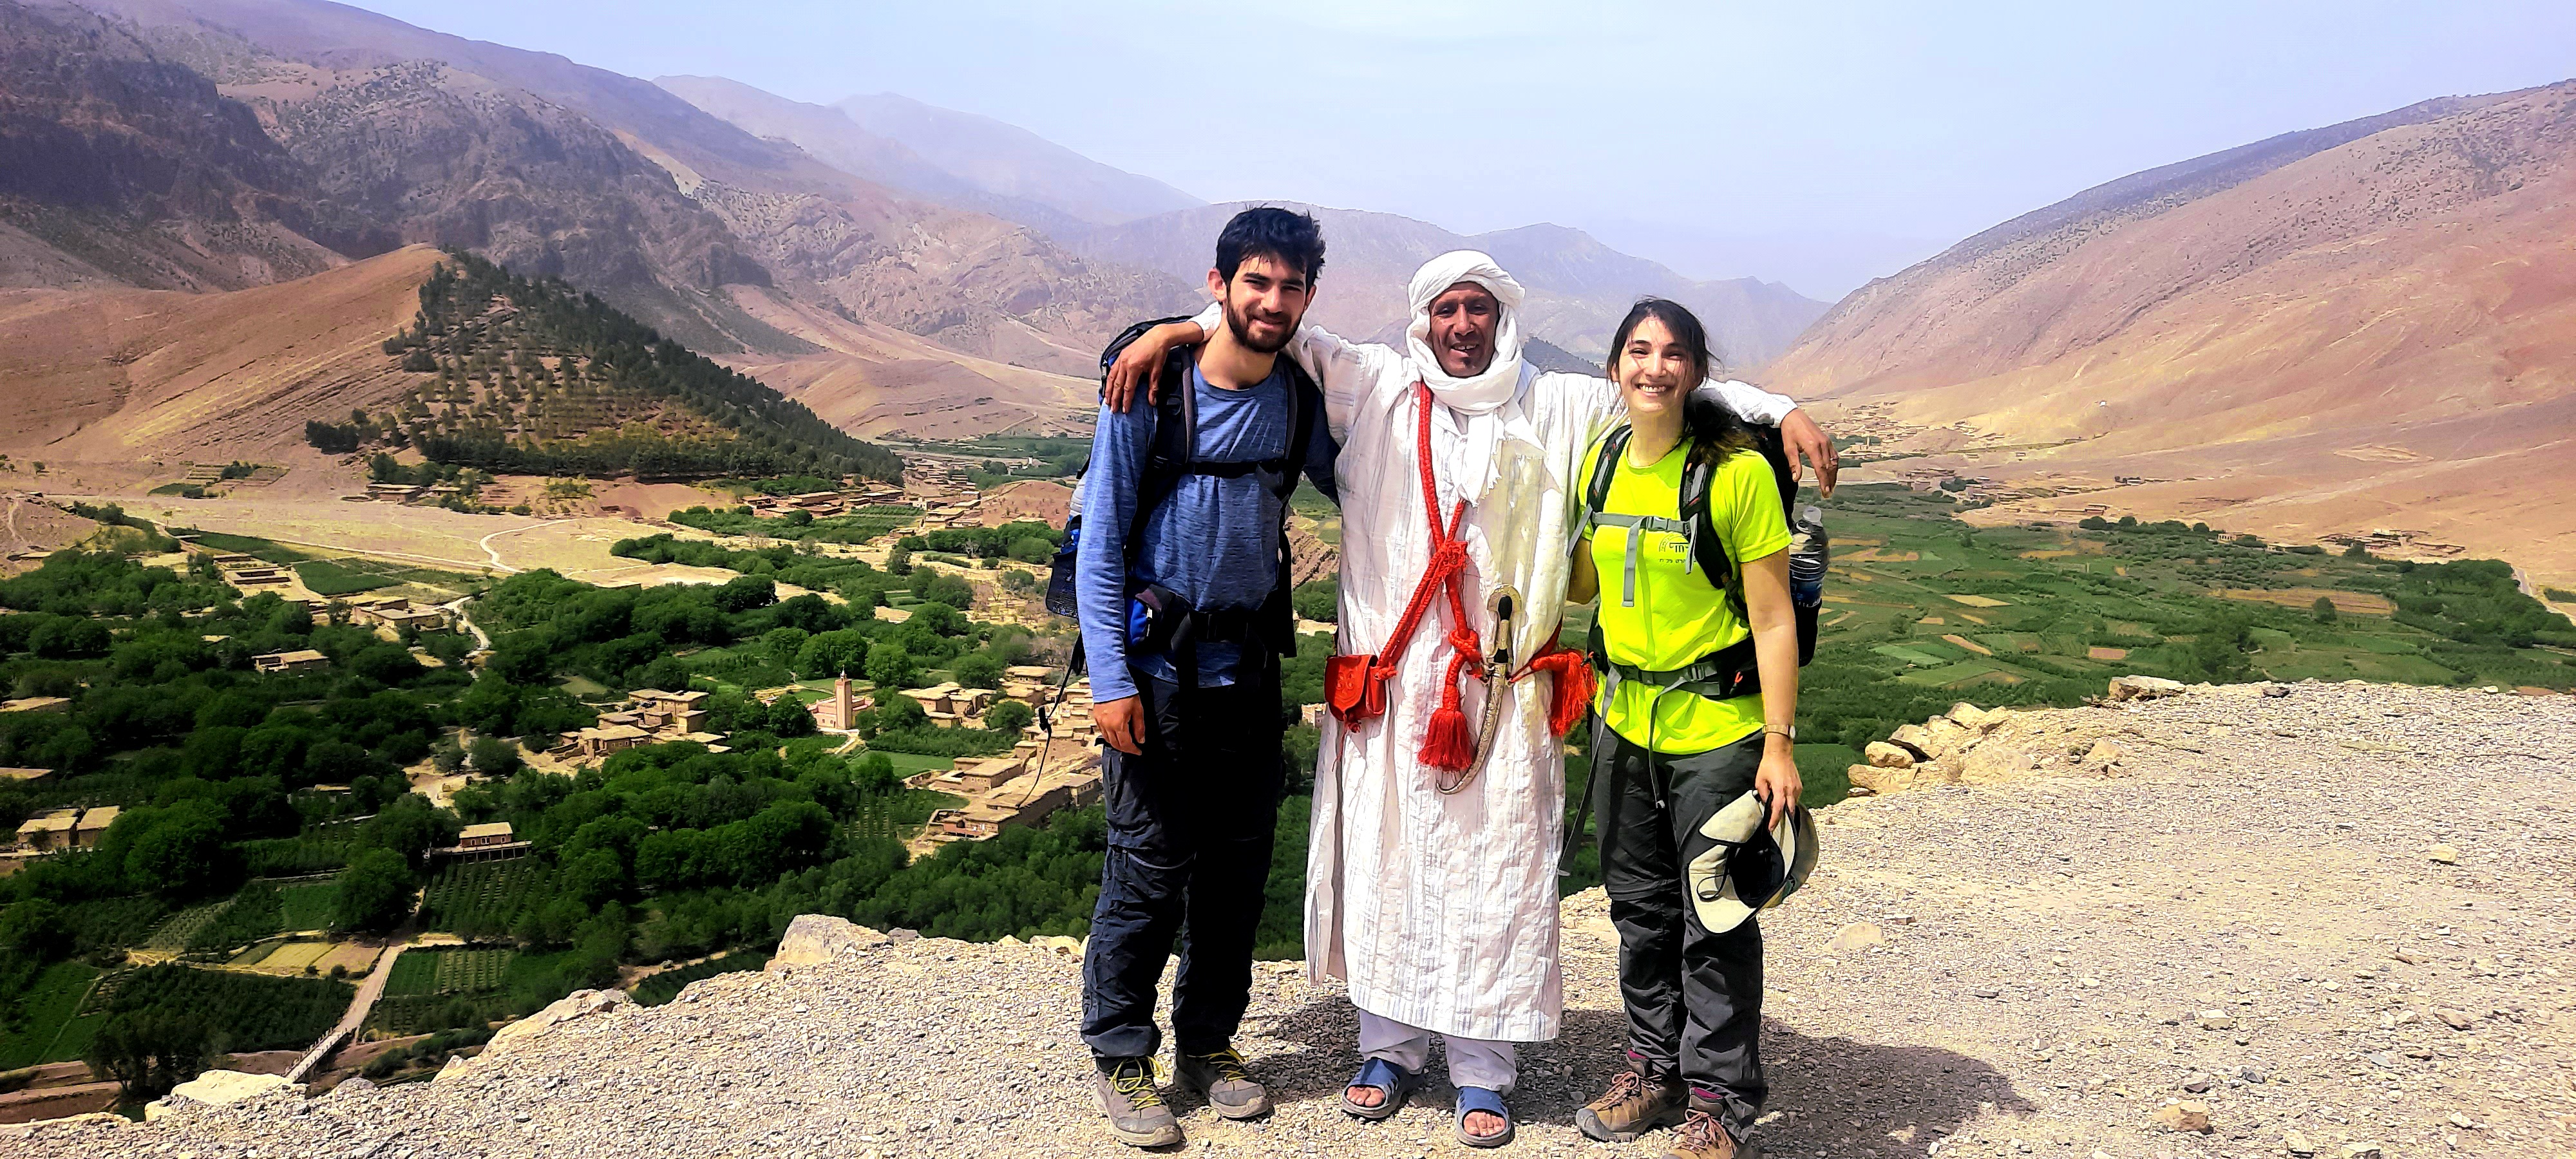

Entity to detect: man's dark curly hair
[1215,206,1325,284]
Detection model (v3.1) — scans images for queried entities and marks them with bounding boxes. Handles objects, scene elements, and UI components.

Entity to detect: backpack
[1578,396,1819,702]
[1043,315,1322,684]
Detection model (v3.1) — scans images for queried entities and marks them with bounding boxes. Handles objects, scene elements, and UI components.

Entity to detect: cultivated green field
[0,962,100,1068]
[1783,484,2575,750]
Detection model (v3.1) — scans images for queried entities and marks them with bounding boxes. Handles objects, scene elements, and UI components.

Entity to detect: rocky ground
[12,681,2572,1159]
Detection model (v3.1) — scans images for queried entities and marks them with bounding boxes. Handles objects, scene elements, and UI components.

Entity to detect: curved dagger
[1441,584,1520,794]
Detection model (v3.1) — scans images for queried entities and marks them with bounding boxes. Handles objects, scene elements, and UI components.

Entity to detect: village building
[0,768,51,785]
[252,648,330,674]
[433,820,531,862]
[898,683,996,728]
[0,697,71,715]
[71,806,117,848]
[549,688,726,764]
[925,766,1104,842]
[346,595,455,635]
[807,675,870,731]
[14,809,79,853]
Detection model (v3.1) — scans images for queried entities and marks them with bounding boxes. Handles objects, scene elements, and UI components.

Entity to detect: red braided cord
[1365,385,1475,683]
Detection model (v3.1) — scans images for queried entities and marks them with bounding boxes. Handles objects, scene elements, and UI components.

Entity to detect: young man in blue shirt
[1075,207,1339,1147]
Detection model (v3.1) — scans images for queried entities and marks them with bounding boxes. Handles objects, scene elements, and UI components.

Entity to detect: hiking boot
[1659,1108,1759,1159]
[1174,1045,1271,1120]
[1577,1065,1688,1142]
[1092,1057,1182,1147]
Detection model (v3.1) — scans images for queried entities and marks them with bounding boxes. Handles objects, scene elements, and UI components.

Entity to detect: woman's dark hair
[1609,297,1748,467]
[1215,206,1326,283]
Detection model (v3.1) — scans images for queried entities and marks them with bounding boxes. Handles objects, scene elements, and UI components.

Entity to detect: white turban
[1405,250,1526,415]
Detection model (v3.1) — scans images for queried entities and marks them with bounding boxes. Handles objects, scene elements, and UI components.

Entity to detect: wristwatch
[1765,725,1795,740]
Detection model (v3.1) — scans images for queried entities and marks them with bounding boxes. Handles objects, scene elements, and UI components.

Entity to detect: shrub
[468,737,522,777]
[984,699,1034,734]
[334,849,415,932]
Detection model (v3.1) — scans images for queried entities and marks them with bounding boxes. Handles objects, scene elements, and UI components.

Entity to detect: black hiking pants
[1596,727,1768,1132]
[1080,670,1283,1062]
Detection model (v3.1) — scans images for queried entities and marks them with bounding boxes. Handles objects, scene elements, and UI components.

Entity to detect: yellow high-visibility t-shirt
[1582,436,1791,753]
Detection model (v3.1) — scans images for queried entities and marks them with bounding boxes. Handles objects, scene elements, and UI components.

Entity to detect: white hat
[1685,790,1821,934]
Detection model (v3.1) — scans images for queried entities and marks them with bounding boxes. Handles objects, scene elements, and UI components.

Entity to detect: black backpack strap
[1125,347,1198,565]
[1675,452,1748,620]
[1584,424,1631,518]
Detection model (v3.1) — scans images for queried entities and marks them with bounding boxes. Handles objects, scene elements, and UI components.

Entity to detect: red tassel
[1530,650,1595,737]
[1421,704,1475,771]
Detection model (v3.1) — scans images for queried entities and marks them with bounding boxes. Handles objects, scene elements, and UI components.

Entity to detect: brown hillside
[721,285,1094,440]
[0,0,384,291]
[0,243,438,462]
[1765,82,2576,587]
[82,0,1197,373]
[1072,202,1827,365]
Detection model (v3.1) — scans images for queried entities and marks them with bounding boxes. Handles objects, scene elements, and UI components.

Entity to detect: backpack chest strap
[1586,509,1697,607]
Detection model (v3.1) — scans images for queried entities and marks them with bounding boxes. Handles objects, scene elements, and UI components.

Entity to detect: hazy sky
[351,0,2576,300]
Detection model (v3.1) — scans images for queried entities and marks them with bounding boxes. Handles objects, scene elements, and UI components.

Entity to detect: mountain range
[1765,80,2576,589]
[0,0,1826,459]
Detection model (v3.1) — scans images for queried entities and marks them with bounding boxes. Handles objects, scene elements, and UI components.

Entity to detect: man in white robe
[1110,251,1832,1139]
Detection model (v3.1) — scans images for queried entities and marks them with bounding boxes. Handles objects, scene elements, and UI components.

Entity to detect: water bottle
[1788,504,1828,610]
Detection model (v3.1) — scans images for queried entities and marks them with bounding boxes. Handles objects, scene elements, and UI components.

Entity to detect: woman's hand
[1755,738,1803,830]
[1103,321,1206,411]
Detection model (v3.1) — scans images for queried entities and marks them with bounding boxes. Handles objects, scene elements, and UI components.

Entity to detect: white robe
[1208,291,1797,1041]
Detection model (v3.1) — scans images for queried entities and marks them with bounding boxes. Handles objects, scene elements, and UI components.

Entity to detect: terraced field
[417,859,551,940]
[1784,484,2576,751]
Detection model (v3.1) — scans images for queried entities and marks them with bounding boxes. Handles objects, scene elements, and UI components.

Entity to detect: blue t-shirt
[1075,360,1338,702]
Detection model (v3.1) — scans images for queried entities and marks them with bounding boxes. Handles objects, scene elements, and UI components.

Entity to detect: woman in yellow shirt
[1566,299,1803,1159]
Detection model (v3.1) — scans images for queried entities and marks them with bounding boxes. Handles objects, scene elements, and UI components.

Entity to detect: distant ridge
[1762,79,2576,592]
[833,90,1201,225]
[1068,201,1827,367]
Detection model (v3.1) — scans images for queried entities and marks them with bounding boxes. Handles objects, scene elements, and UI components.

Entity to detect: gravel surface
[13,681,2572,1158]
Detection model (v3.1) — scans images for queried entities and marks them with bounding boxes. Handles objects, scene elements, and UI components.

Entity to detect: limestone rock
[2081,740,2126,772]
[167,1069,294,1108]
[2339,1144,2383,1158]
[2284,1129,2316,1155]
[2150,1101,2212,1133]
[2195,1010,2235,1030]
[1921,716,1971,757]
[1030,936,1083,960]
[482,988,632,1061]
[1826,922,1887,953]
[2427,843,2459,864]
[1846,764,1912,796]
[769,914,892,970]
[2108,675,2186,702]
[2434,1008,2476,1030]
[1863,741,1916,769]
[1946,702,1994,730]
[1888,722,1935,754]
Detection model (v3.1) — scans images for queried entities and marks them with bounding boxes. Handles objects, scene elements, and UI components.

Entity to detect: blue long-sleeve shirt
[1076,359,1339,702]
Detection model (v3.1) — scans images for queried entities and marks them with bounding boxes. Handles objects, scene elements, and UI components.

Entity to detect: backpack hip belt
[1589,619,1763,705]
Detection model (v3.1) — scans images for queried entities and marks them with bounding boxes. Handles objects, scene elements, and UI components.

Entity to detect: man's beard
[1224,300,1294,355]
